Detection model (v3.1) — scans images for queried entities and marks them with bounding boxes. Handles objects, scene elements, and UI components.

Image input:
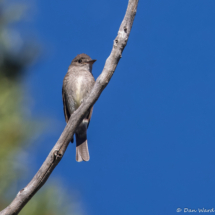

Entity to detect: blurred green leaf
[0,1,81,215]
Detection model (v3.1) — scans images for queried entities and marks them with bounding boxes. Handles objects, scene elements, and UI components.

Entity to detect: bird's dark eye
[78,59,82,63]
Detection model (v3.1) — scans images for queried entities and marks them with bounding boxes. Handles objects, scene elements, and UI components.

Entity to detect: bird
[62,54,96,162]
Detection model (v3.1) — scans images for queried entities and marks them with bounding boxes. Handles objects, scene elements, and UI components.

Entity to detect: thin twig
[0,0,139,214]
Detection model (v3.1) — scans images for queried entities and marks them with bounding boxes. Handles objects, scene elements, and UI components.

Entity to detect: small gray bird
[62,54,96,162]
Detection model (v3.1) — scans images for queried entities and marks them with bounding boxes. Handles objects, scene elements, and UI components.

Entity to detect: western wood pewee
[62,54,96,162]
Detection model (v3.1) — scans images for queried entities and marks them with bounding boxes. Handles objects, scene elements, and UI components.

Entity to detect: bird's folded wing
[62,86,70,123]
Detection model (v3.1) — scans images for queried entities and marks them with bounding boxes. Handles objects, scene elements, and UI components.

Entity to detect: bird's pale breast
[65,69,95,115]
[75,76,84,107]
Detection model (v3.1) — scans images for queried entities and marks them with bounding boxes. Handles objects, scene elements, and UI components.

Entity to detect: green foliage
[0,1,81,214]
[0,77,29,195]
[20,183,73,215]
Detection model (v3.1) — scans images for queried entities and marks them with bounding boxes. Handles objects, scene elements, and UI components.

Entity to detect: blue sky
[24,0,215,214]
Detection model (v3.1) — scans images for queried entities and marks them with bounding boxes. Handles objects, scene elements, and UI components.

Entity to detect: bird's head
[70,53,96,72]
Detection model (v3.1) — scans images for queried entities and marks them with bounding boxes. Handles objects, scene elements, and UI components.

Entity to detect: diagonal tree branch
[0,0,139,214]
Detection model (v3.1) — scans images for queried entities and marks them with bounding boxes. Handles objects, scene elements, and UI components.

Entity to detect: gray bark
[0,0,139,214]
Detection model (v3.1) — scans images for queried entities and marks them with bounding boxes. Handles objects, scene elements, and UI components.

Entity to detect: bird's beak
[87,59,96,65]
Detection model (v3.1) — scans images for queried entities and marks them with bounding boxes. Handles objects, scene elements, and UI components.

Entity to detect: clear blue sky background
[25,0,215,214]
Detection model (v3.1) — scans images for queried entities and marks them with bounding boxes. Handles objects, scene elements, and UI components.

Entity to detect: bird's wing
[62,85,70,123]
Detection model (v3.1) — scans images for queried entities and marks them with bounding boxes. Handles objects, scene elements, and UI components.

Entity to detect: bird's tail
[75,133,90,162]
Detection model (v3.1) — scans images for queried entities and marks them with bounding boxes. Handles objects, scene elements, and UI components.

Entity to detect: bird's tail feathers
[76,133,90,162]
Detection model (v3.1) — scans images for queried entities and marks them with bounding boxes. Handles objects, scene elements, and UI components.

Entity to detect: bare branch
[0,0,139,214]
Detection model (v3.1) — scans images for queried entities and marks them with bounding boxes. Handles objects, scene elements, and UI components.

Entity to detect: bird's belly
[75,76,83,107]
[73,75,90,109]
[66,71,94,114]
